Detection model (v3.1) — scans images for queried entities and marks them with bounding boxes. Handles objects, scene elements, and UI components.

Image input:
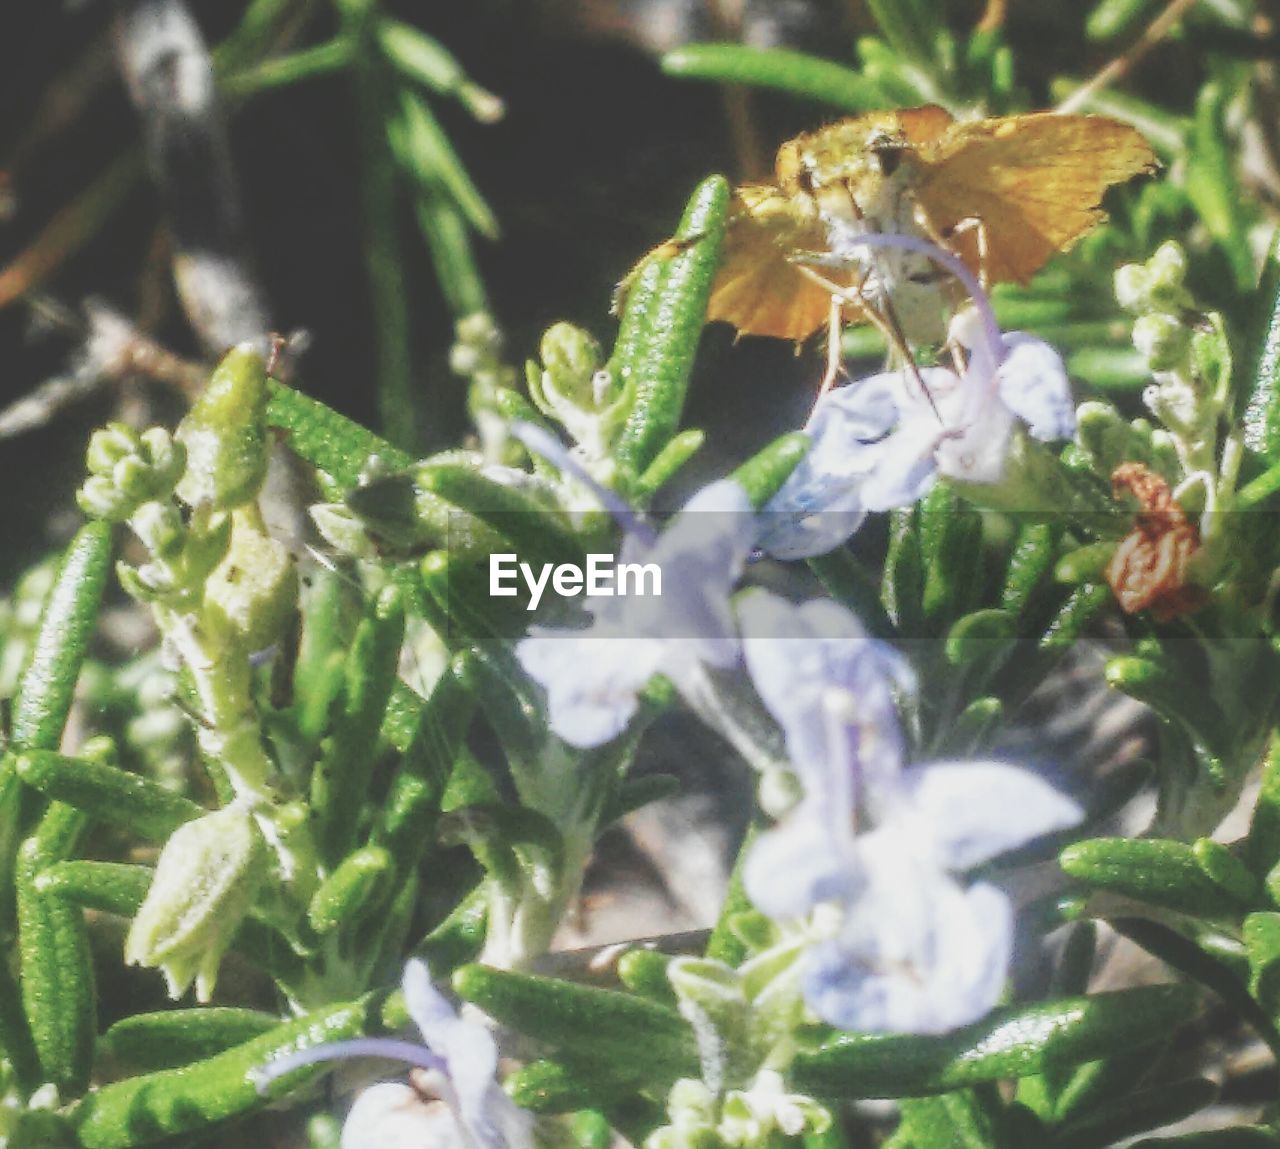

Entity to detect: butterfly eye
[871,141,903,177]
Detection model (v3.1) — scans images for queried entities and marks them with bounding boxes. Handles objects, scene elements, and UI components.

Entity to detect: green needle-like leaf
[15,751,202,841]
[614,175,730,475]
[661,44,887,111]
[266,380,412,488]
[792,987,1201,1098]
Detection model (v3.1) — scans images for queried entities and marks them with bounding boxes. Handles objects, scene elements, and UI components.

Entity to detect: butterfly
[685,106,1158,348]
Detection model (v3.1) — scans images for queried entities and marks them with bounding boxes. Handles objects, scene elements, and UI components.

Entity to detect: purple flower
[759,234,1075,561]
[739,593,1082,1034]
[256,960,531,1149]
[511,423,758,749]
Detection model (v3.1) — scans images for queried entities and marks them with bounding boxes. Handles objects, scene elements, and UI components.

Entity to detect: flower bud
[756,767,802,820]
[80,424,187,522]
[1115,242,1191,315]
[125,805,267,1001]
[85,423,142,476]
[132,501,186,560]
[76,474,132,523]
[119,428,186,500]
[541,323,603,399]
[529,323,626,456]
[1133,313,1191,373]
[457,311,502,353]
[449,342,483,377]
[450,312,515,389]
[175,344,270,509]
[204,509,298,651]
[1146,240,1190,309]
[720,1071,830,1147]
[1113,262,1150,313]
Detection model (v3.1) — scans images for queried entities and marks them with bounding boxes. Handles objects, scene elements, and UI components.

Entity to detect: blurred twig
[1059,0,1203,113]
[116,0,271,350]
[0,152,145,310]
[338,0,417,450]
[706,0,766,181]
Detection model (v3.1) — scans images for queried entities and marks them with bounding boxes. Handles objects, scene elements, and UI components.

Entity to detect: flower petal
[517,479,754,746]
[997,334,1076,442]
[743,799,862,920]
[758,375,899,559]
[402,961,533,1149]
[890,760,1083,871]
[802,867,1013,1034]
[933,399,1015,486]
[341,1082,458,1149]
[757,503,868,562]
[638,480,757,649]
[516,633,662,748]
[404,961,498,1086]
[856,419,944,509]
[570,479,754,661]
[738,592,910,788]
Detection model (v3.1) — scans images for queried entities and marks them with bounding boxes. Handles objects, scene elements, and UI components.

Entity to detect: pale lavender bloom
[340,1084,469,1149]
[759,234,1075,560]
[803,851,1014,1035]
[737,592,912,791]
[740,592,1082,1034]
[256,960,531,1149]
[802,750,1082,1034]
[511,423,757,748]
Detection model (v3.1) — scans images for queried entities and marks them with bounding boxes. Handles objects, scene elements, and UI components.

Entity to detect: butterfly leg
[945,216,992,289]
[820,293,844,396]
[794,263,938,415]
[793,263,881,397]
[911,201,992,290]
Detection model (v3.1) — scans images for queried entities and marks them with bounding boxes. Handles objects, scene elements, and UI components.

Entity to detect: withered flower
[1105,463,1205,621]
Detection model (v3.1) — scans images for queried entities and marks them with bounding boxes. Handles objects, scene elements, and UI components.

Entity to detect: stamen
[821,688,864,830]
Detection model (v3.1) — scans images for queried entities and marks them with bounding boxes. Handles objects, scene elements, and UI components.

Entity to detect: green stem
[221,37,351,98]
[1238,456,1280,507]
[164,613,319,902]
[338,0,416,449]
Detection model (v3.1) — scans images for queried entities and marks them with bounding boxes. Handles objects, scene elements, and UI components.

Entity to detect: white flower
[739,592,1082,1033]
[512,422,758,748]
[255,960,532,1149]
[759,236,1075,561]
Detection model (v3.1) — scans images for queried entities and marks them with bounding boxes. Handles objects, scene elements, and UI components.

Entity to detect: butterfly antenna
[794,262,935,415]
[874,291,941,421]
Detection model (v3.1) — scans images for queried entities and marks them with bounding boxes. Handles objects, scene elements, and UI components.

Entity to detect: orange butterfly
[686,106,1158,347]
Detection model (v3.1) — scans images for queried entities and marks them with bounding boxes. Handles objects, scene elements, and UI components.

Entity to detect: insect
[683,106,1159,351]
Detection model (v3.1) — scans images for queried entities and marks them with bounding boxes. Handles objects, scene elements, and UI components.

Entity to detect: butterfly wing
[895,103,956,145]
[704,185,848,343]
[913,113,1158,284]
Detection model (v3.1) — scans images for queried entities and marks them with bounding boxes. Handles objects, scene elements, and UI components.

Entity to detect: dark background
[0,0,1195,586]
